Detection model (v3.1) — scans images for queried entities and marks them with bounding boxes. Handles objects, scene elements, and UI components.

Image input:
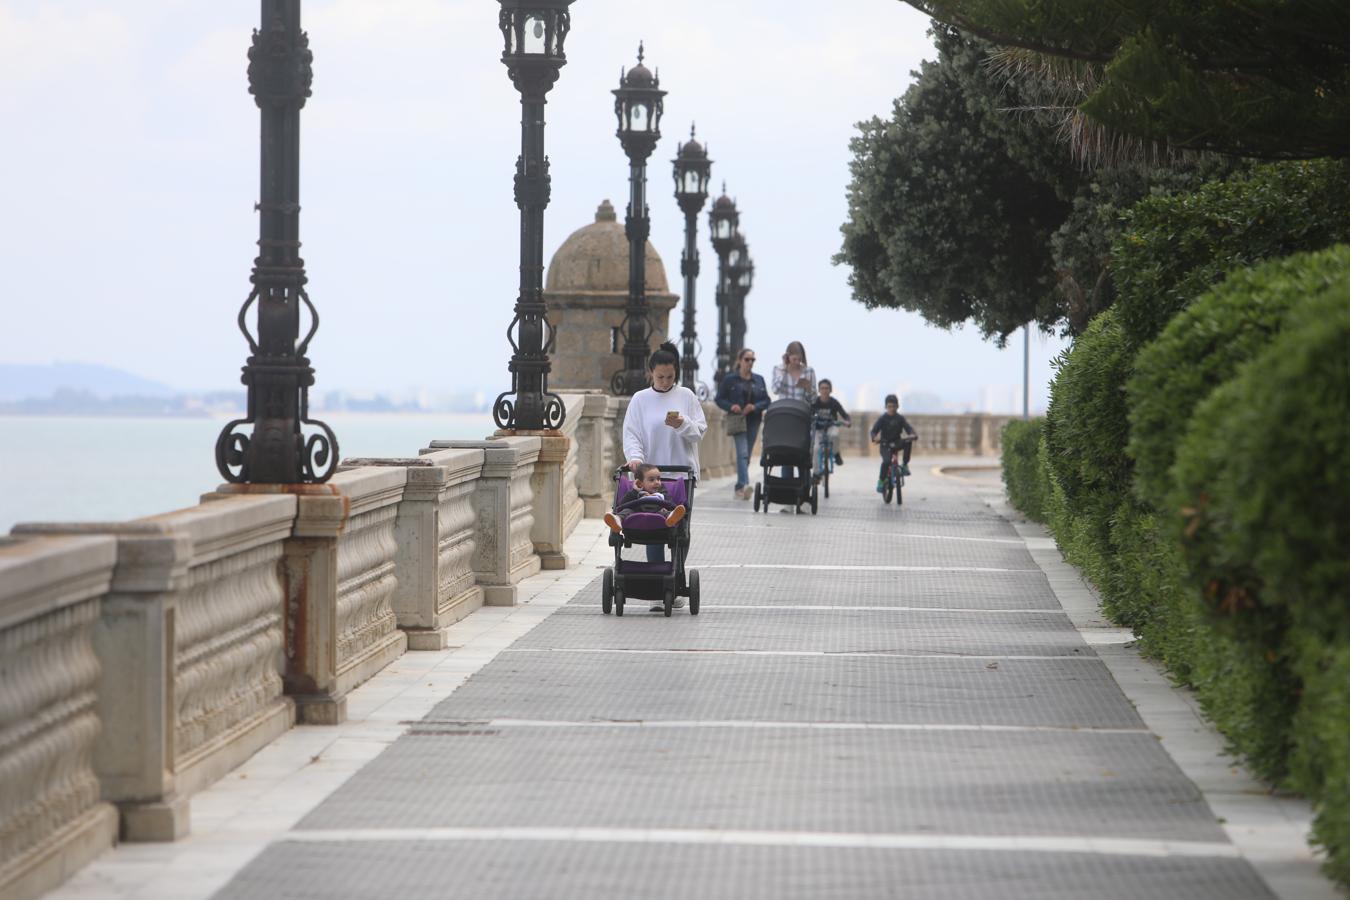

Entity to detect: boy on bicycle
[811,379,852,477]
[870,394,918,491]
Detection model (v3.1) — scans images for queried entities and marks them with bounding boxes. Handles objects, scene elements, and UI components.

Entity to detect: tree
[897,0,1350,160]
[834,25,1076,342]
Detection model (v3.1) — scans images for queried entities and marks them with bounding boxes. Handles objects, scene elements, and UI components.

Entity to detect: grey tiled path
[211,459,1277,899]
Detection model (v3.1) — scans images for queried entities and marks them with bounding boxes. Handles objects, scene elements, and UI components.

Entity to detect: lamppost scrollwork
[708,184,739,386]
[216,0,337,484]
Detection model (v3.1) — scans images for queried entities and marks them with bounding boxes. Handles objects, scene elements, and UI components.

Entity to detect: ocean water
[0,414,493,533]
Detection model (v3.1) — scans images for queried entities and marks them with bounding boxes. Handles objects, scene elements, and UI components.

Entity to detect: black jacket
[870,412,916,445]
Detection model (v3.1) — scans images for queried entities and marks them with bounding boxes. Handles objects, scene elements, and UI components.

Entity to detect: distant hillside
[0,362,175,401]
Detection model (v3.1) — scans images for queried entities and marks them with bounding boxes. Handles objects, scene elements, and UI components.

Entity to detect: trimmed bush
[1127,245,1350,512]
[1113,159,1350,351]
[1172,285,1350,872]
[1001,418,1046,521]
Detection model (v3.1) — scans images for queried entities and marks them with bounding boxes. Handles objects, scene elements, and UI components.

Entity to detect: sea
[0,414,493,534]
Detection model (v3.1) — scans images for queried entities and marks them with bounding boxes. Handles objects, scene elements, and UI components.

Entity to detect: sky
[0,0,1068,414]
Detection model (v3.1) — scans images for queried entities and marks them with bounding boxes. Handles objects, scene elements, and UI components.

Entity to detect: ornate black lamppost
[729,244,754,359]
[611,43,666,395]
[492,0,574,431]
[672,124,712,392]
[216,0,337,484]
[707,184,739,385]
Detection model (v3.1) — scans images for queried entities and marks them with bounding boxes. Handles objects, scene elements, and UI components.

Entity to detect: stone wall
[844,413,1019,458]
[0,535,119,900]
[0,400,727,896]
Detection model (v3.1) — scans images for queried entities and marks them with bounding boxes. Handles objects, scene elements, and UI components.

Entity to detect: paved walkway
[46,459,1338,899]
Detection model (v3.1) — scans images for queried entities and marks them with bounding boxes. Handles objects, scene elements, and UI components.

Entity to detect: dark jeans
[732,416,762,490]
[878,441,913,480]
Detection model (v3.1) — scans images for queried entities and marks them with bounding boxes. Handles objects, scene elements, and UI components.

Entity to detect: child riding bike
[870,394,918,492]
[811,379,852,486]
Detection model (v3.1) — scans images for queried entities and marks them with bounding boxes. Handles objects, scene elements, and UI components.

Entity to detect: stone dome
[545,199,670,294]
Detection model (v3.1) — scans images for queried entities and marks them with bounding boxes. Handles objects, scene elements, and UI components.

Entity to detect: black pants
[878,442,912,480]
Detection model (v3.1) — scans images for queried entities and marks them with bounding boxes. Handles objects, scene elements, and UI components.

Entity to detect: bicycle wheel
[883,470,894,504]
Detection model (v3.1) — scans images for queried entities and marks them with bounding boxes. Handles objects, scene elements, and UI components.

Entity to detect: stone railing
[0,390,731,897]
[0,534,118,900]
[844,412,1020,458]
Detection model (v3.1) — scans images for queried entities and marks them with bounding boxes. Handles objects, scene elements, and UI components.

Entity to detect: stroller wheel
[810,484,819,515]
[615,586,625,616]
[663,588,674,618]
[688,569,700,615]
[602,568,614,615]
[753,483,762,512]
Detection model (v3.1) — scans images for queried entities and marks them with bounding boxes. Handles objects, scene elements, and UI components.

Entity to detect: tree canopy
[834,26,1074,343]
[897,0,1350,159]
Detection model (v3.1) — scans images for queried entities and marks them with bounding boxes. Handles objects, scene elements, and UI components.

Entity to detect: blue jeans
[733,417,762,489]
[646,541,665,563]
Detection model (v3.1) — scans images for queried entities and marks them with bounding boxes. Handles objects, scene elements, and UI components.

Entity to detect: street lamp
[611,43,666,395]
[726,233,749,364]
[672,124,711,393]
[730,247,754,358]
[216,0,337,484]
[708,184,739,385]
[492,0,574,431]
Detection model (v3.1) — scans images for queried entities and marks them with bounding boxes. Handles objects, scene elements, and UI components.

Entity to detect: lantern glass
[627,101,649,132]
[740,269,753,288]
[729,248,742,267]
[713,218,732,239]
[682,169,702,195]
[522,14,547,54]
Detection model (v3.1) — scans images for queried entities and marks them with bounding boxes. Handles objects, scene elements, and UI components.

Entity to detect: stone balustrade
[844,412,1020,458]
[0,391,734,897]
[0,534,118,900]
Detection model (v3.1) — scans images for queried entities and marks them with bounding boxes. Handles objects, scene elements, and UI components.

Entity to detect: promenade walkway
[45,459,1333,899]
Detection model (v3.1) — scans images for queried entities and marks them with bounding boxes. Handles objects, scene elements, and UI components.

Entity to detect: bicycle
[878,435,917,505]
[812,413,851,499]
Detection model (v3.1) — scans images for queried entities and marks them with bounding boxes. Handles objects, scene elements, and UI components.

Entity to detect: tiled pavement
[46,459,1339,899]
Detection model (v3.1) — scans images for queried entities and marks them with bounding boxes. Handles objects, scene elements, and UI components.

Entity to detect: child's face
[819,383,832,400]
[886,401,898,414]
[638,469,663,492]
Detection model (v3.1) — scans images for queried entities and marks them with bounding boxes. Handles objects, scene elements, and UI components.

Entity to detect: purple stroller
[601,465,700,617]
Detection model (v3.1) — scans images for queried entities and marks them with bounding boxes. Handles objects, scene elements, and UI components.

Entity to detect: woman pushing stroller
[621,342,706,558]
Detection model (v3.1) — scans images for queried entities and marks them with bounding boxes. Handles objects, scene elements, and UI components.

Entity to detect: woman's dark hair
[785,340,807,364]
[648,341,680,372]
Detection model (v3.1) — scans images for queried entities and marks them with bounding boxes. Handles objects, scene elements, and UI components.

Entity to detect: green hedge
[1112,159,1350,351]
[1000,418,1046,522]
[1127,246,1350,512]
[1172,285,1350,878]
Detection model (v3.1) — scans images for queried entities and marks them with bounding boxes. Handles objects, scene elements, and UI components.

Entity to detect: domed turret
[544,200,679,391]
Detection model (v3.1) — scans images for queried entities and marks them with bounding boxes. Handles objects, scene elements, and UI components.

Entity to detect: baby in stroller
[604,463,687,534]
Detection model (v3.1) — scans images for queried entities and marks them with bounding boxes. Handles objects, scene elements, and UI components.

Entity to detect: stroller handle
[613,464,696,478]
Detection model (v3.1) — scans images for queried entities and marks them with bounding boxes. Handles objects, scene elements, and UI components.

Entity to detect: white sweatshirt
[622,385,707,479]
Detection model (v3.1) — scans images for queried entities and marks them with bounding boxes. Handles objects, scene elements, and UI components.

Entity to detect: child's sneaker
[901,464,911,477]
[603,512,622,533]
[875,478,885,493]
[665,505,686,528]
[834,452,844,465]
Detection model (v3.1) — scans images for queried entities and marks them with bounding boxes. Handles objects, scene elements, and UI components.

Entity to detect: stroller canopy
[761,398,812,461]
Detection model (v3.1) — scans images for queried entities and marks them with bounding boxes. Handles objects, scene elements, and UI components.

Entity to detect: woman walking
[770,340,816,484]
[622,343,707,577]
[715,347,770,499]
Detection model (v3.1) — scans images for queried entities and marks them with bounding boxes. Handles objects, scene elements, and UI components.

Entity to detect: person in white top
[622,342,707,581]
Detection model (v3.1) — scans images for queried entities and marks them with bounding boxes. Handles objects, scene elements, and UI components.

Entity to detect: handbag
[724,412,748,435]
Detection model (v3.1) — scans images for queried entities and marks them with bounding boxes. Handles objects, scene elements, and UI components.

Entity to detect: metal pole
[1022,323,1030,419]
[216,0,337,484]
[618,156,652,392]
[679,208,699,389]
[713,254,730,385]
